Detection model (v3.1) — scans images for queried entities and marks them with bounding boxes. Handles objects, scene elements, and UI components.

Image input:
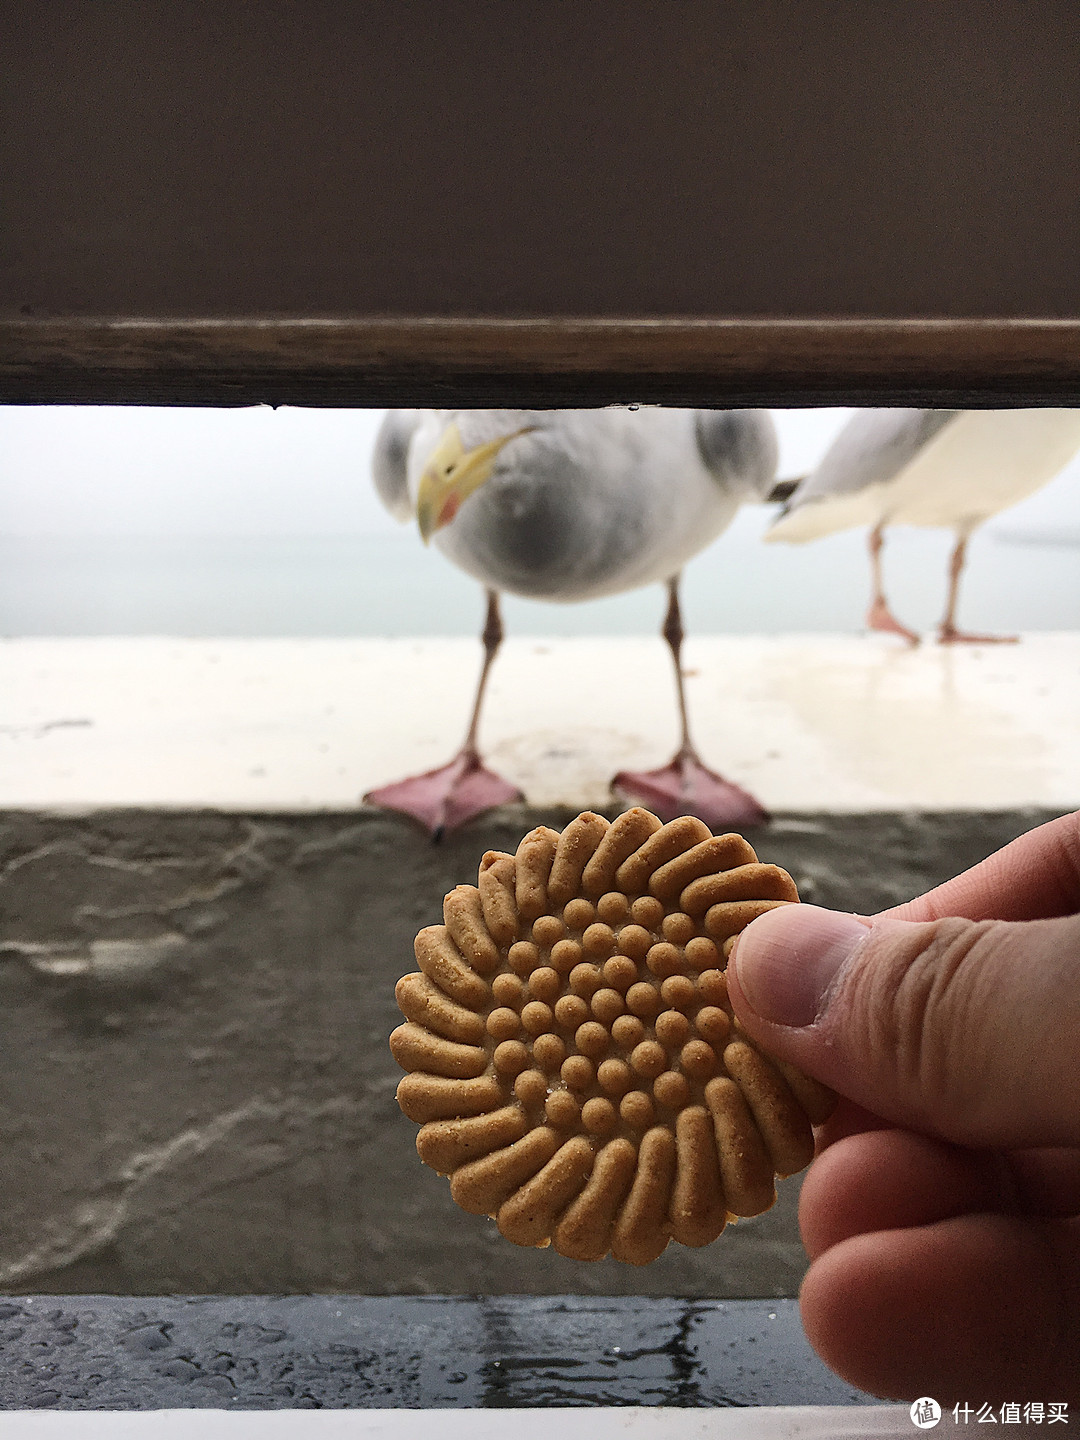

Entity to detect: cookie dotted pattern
[390,807,836,1265]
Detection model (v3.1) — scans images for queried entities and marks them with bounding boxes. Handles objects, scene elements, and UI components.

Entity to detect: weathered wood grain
[4,318,1080,407]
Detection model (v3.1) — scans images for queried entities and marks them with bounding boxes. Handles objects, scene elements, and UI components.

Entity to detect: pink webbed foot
[365,752,523,838]
[866,598,920,647]
[613,751,769,830]
[937,625,1020,645]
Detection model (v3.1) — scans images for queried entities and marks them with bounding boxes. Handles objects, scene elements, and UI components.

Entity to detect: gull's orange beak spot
[416,422,533,543]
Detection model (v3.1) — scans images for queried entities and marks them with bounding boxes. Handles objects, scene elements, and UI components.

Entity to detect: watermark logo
[949,1399,1069,1424]
[911,1397,942,1429]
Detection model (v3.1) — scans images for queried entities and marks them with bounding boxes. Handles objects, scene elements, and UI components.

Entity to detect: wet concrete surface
[0,1295,877,1408]
[0,804,1062,1297]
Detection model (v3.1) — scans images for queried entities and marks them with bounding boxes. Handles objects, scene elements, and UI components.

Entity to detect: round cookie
[390,807,836,1265]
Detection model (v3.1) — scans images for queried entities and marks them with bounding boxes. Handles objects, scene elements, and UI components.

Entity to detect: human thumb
[728,904,1080,1148]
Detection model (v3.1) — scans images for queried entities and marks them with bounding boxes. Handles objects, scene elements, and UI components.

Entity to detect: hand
[728,812,1080,1405]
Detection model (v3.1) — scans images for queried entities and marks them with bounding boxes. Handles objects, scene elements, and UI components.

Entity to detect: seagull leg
[364,588,523,837]
[613,575,769,830]
[865,523,920,645]
[937,530,1018,644]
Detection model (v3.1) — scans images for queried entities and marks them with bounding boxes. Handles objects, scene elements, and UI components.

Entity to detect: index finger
[884,810,1080,923]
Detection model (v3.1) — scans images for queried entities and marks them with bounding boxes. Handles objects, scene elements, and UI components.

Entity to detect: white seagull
[767,408,1080,644]
[367,406,779,836]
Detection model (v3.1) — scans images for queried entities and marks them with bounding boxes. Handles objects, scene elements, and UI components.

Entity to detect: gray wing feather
[372,410,424,522]
[694,410,779,500]
[785,408,961,509]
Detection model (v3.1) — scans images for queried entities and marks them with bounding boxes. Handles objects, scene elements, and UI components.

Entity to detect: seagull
[367,406,779,836]
[766,408,1080,644]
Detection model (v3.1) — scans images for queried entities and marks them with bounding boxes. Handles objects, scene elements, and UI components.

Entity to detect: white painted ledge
[0,1404,916,1438]
[2,635,1079,812]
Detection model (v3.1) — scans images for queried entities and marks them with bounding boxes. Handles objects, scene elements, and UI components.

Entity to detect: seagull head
[415,418,534,543]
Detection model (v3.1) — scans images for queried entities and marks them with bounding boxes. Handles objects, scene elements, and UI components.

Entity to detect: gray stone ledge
[0,807,1062,1296]
[0,1295,879,1409]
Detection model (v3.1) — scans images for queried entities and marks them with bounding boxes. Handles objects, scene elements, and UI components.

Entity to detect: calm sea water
[2,510,1077,638]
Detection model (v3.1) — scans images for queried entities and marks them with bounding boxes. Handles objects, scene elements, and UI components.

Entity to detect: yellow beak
[415,422,532,543]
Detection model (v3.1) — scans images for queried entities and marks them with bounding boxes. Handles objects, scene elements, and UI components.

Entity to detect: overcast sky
[3,405,1079,636]
[2,405,1079,540]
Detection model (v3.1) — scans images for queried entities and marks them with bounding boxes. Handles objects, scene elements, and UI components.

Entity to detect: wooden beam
[4,317,1080,408]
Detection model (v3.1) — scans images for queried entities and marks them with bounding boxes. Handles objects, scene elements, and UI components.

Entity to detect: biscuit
[390,808,836,1264]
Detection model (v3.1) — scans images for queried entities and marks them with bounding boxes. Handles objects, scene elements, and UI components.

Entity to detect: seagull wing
[694,409,779,502]
[428,408,770,603]
[373,409,425,523]
[766,408,961,542]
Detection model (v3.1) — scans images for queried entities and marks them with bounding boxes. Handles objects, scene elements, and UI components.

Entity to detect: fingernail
[731,906,870,1027]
